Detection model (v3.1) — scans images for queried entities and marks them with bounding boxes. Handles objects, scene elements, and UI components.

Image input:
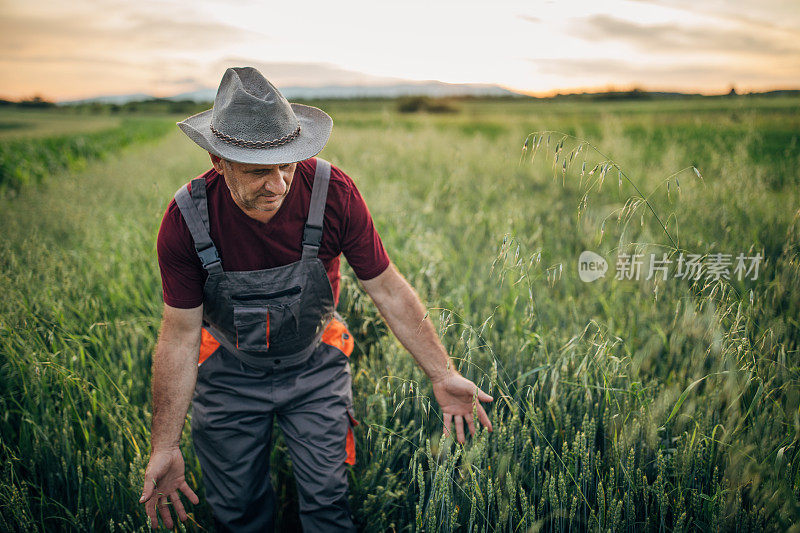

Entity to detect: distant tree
[397,96,458,114]
[18,95,55,108]
[630,87,645,99]
[424,99,458,113]
[168,100,197,114]
[397,96,427,113]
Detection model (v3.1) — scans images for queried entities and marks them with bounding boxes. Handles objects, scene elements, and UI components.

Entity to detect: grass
[0,112,172,191]
[0,109,121,140]
[0,96,798,531]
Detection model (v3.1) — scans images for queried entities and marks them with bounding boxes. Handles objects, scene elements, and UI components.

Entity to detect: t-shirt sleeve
[156,201,205,309]
[340,182,391,280]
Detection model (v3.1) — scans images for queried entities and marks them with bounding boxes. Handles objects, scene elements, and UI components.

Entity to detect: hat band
[210,123,301,149]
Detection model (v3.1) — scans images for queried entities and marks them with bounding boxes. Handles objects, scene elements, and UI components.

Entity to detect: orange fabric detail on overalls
[321,317,354,356]
[346,410,359,465]
[323,316,358,464]
[198,328,221,365]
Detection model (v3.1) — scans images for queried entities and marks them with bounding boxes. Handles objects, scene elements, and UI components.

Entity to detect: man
[138,66,493,532]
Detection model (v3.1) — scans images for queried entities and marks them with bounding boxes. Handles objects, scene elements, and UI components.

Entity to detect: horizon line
[3,82,800,104]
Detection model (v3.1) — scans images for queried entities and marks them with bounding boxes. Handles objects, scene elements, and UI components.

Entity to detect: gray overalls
[173,158,358,532]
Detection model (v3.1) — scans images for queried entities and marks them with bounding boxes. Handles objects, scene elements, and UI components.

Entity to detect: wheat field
[1,96,798,531]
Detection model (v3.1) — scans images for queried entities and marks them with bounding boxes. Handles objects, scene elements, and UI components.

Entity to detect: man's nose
[262,173,286,195]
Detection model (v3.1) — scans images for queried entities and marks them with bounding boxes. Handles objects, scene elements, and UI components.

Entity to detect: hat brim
[176,103,333,165]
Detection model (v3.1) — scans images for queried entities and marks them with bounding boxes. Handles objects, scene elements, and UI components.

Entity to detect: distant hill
[59,81,522,105]
[757,89,800,97]
[534,88,800,101]
[284,82,519,100]
[55,86,800,106]
[59,93,154,105]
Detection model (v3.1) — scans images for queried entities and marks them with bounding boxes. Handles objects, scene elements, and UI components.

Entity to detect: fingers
[475,387,493,403]
[179,481,200,505]
[144,490,158,529]
[157,494,174,529]
[171,492,188,522]
[477,404,493,432]
[142,484,197,530]
[454,415,465,444]
[144,492,158,529]
[465,413,476,437]
[140,476,154,504]
[443,412,453,439]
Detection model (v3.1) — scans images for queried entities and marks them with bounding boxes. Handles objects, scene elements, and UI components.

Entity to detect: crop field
[0,109,172,191]
[1,96,799,531]
[0,109,122,140]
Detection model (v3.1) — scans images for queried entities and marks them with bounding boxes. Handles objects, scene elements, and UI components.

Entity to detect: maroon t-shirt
[157,158,390,309]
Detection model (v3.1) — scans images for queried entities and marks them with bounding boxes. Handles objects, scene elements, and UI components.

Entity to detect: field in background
[0,96,798,531]
[0,108,173,192]
[0,109,121,140]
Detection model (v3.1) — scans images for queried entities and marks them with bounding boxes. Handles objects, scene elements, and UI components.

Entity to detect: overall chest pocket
[232,286,303,352]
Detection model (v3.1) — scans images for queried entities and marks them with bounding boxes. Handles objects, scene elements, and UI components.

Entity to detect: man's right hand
[139,448,200,530]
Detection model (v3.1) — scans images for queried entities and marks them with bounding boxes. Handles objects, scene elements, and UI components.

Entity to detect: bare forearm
[367,268,453,382]
[149,334,199,452]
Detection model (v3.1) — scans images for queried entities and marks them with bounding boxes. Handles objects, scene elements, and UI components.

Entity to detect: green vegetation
[397,96,460,114]
[0,109,121,140]
[0,111,172,191]
[0,97,798,531]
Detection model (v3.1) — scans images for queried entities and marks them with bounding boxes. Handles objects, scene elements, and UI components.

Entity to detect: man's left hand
[432,370,493,443]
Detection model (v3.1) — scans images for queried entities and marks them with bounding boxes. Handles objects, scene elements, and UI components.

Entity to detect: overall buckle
[302,224,323,247]
[197,244,221,270]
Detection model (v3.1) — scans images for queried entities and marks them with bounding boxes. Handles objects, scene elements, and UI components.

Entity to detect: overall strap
[174,178,223,274]
[191,175,211,234]
[301,158,332,259]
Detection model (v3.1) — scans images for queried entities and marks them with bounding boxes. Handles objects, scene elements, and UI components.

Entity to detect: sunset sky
[1,0,798,101]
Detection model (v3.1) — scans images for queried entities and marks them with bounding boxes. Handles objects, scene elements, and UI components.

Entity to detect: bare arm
[139,303,202,529]
[359,262,493,442]
[149,303,203,452]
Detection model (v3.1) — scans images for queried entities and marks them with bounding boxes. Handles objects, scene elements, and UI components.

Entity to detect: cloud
[0,54,140,67]
[532,56,800,89]
[0,3,270,98]
[121,13,267,49]
[208,58,403,87]
[170,77,204,86]
[572,14,800,57]
[0,8,265,59]
[627,0,800,35]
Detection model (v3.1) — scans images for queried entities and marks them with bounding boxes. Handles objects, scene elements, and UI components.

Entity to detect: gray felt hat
[177,66,333,165]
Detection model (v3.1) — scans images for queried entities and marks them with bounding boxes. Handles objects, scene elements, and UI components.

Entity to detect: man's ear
[209,152,225,174]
